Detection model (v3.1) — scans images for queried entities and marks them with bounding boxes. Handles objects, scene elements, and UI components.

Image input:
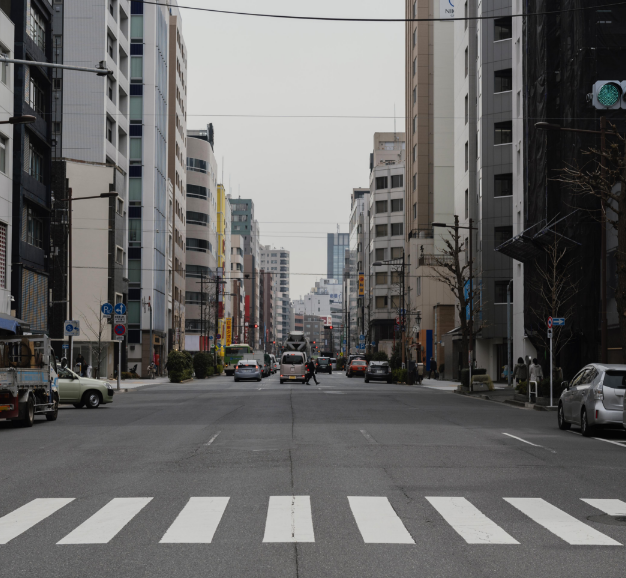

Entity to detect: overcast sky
[182,0,405,298]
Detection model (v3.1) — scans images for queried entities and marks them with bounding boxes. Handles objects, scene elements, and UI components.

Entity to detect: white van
[280,351,308,384]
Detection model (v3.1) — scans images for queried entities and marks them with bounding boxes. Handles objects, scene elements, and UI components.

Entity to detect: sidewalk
[114,376,170,392]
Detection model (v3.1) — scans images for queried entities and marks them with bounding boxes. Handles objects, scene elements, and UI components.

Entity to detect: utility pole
[215,274,220,368]
[469,216,474,387]
[600,116,608,363]
[200,274,205,352]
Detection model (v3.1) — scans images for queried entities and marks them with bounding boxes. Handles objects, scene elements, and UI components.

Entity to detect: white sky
[182,0,405,298]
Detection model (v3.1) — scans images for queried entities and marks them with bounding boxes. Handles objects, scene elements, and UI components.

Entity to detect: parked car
[316,357,332,374]
[347,359,368,378]
[330,358,337,370]
[365,361,392,384]
[269,354,277,374]
[234,360,262,382]
[345,355,366,375]
[280,352,307,384]
[558,363,626,436]
[57,366,114,409]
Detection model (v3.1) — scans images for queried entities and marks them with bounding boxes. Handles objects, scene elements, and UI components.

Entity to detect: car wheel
[280,379,284,384]
[83,390,101,409]
[581,408,593,437]
[364,377,369,383]
[387,378,392,384]
[257,378,262,382]
[73,403,84,409]
[234,378,239,382]
[557,403,570,430]
[46,394,59,421]
[22,395,35,427]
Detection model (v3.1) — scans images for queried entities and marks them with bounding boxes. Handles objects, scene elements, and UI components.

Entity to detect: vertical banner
[225,318,232,346]
[358,272,364,296]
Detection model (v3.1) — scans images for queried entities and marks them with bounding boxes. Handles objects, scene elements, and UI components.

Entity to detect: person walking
[513,357,528,385]
[305,358,319,385]
[529,358,543,384]
[75,353,86,377]
[429,357,436,379]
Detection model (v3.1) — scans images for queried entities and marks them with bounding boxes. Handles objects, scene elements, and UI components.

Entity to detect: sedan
[316,357,332,374]
[365,361,392,384]
[234,361,262,382]
[347,360,368,378]
[57,366,114,408]
[558,363,626,436]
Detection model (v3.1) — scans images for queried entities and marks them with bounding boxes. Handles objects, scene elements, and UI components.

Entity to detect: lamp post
[55,191,118,368]
[0,115,36,125]
[535,120,611,363]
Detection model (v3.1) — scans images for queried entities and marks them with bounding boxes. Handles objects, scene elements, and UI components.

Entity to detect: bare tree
[557,130,626,361]
[79,304,109,379]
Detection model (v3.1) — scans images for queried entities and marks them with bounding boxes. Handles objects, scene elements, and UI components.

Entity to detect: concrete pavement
[2,371,626,577]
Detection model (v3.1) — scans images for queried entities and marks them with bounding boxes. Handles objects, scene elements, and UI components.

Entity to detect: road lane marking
[160,497,229,543]
[592,437,626,448]
[426,497,518,544]
[504,498,621,545]
[348,497,414,544]
[581,499,626,516]
[263,496,315,543]
[0,498,75,544]
[205,431,221,446]
[502,433,556,453]
[57,498,153,544]
[359,429,378,444]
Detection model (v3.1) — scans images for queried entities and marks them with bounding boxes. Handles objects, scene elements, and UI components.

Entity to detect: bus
[223,345,254,376]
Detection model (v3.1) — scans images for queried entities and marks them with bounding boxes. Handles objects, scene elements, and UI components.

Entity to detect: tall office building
[349,188,369,353]
[327,232,349,281]
[259,245,290,344]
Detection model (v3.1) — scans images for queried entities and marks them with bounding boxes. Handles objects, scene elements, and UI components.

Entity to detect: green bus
[224,344,254,375]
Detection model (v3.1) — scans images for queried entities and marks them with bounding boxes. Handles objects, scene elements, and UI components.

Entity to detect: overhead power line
[137,0,626,23]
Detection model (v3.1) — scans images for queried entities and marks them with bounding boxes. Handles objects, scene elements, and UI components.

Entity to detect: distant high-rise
[327,233,349,281]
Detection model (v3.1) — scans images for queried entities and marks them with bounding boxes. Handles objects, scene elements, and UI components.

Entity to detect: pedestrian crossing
[1,496,626,546]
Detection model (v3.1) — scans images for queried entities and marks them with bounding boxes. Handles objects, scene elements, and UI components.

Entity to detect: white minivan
[280,352,308,384]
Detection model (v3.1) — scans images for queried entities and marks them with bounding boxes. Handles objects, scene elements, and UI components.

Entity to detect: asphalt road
[2,371,626,578]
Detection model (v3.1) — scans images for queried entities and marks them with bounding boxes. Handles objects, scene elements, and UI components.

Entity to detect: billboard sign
[358,272,365,296]
[440,0,455,19]
[225,318,232,346]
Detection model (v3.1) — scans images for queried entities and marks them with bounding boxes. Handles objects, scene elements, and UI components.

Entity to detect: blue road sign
[552,318,565,326]
[359,335,365,341]
[371,342,376,347]
[101,303,113,316]
[62,343,69,349]
[114,302,126,315]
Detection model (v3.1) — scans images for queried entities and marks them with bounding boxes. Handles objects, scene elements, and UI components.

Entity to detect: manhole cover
[587,514,626,526]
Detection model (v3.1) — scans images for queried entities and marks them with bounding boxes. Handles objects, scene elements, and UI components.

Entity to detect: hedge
[193,352,212,379]
[168,350,193,383]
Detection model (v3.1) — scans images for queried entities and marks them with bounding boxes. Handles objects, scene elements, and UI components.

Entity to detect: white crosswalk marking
[581,499,626,516]
[160,497,229,543]
[263,496,315,543]
[0,498,74,545]
[426,497,519,544]
[348,497,414,544]
[504,498,621,546]
[57,498,152,544]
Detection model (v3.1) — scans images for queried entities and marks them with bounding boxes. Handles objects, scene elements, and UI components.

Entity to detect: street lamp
[55,191,118,368]
[0,115,36,125]
[535,119,610,363]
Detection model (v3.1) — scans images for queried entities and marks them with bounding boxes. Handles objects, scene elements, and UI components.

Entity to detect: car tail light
[594,381,604,400]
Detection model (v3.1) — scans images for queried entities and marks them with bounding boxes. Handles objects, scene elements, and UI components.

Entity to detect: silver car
[558,363,626,436]
[234,360,262,382]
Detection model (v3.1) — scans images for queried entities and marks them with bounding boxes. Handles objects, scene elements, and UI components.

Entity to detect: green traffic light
[598,83,621,107]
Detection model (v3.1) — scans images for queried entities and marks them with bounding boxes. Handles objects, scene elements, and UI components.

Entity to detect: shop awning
[0,313,29,334]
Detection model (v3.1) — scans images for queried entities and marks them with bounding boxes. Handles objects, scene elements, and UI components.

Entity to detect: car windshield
[353,361,366,366]
[604,370,626,389]
[318,359,329,364]
[283,354,304,364]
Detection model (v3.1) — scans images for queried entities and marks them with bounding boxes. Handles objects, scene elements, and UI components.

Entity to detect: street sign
[64,320,80,337]
[359,334,365,341]
[547,328,553,339]
[114,315,126,325]
[217,334,221,339]
[209,335,214,340]
[396,316,400,323]
[115,335,124,341]
[552,318,565,327]
[114,303,126,315]
[547,316,553,329]
[114,324,126,336]
[371,342,376,347]
[62,343,69,350]
[101,303,113,317]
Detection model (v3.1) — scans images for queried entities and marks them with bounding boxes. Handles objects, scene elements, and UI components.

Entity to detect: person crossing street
[305,358,319,385]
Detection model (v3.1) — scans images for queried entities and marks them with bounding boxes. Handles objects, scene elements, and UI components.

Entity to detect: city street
[2,372,626,578]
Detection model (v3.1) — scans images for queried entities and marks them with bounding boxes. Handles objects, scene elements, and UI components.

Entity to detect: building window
[187,210,208,225]
[391,247,403,260]
[465,94,469,124]
[375,224,388,238]
[29,5,46,51]
[464,189,469,219]
[375,176,388,190]
[412,57,416,77]
[187,157,208,173]
[494,280,512,304]
[465,141,469,171]
[187,238,209,252]
[412,115,416,134]
[391,199,403,212]
[416,277,421,296]
[27,75,45,115]
[494,173,513,197]
[375,272,387,285]
[375,296,388,309]
[465,47,469,77]
[106,117,115,144]
[391,223,403,236]
[0,135,6,174]
[28,141,44,182]
[494,69,512,93]
[494,121,513,145]
[187,184,208,199]
[375,248,385,261]
[464,1,468,30]
[494,226,513,247]
[412,87,416,104]
[115,246,124,265]
[494,17,513,41]
[391,271,402,284]
[391,175,403,188]
[130,56,142,79]
[0,46,8,85]
[0,222,5,289]
[116,197,124,215]
[375,200,387,214]
[131,15,143,39]
[25,206,43,249]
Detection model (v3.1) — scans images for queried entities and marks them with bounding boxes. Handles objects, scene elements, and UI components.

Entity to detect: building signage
[64,321,80,337]
[358,272,365,296]
[225,318,232,346]
[440,0,455,19]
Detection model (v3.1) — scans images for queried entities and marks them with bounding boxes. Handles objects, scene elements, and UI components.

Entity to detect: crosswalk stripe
[0,498,75,545]
[426,497,519,544]
[57,498,153,544]
[504,498,621,546]
[160,497,229,543]
[263,496,315,543]
[348,497,414,544]
[581,499,626,516]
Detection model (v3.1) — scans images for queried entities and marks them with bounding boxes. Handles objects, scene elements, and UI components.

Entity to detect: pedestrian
[429,357,436,379]
[529,358,543,384]
[305,358,319,385]
[513,357,528,384]
[75,352,85,376]
[417,363,424,384]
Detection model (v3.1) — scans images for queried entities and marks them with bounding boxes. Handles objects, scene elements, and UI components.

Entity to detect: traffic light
[329,325,333,330]
[592,81,626,109]
[253,324,258,328]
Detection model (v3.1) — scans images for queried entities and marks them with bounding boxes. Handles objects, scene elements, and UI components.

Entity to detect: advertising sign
[358,272,365,296]
[225,318,232,346]
[440,0,455,19]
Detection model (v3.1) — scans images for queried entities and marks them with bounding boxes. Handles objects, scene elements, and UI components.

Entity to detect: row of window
[375,175,403,190]
[375,199,403,214]
[375,223,403,238]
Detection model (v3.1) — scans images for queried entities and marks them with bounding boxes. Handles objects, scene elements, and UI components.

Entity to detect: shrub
[216,364,223,375]
[193,352,212,379]
[168,350,193,383]
[372,351,389,362]
[460,368,487,388]
[389,345,402,370]
[392,368,408,383]
[471,374,494,390]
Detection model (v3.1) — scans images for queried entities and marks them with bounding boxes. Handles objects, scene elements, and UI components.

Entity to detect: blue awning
[0,313,27,334]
